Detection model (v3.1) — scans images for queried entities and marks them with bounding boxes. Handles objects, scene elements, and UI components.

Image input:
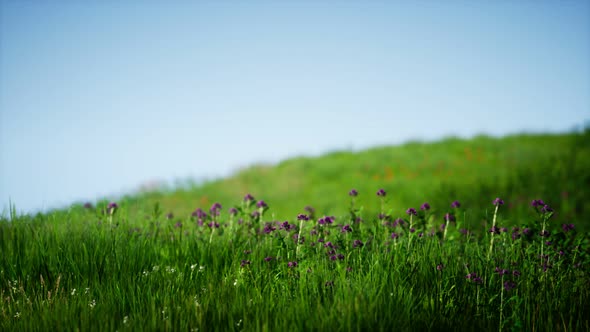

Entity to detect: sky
[1,1,589,214]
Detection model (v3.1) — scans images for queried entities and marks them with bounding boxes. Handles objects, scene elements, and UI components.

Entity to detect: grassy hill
[97,130,590,230]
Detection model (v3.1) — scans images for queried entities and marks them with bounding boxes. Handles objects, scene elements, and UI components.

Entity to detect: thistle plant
[488,197,504,259]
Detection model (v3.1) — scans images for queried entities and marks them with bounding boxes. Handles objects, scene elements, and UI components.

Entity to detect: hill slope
[99,131,590,229]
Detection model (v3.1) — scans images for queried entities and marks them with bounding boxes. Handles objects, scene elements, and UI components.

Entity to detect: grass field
[1,131,589,331]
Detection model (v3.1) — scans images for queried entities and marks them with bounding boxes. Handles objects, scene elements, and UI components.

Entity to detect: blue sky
[1,1,589,214]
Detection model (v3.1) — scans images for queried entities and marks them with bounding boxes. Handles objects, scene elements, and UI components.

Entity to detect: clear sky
[1,1,589,214]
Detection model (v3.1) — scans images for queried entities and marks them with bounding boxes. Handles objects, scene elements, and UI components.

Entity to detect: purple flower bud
[256,200,268,209]
[244,194,255,202]
[349,189,358,197]
[84,202,93,209]
[444,213,456,222]
[376,189,387,197]
[489,226,500,234]
[451,200,461,208]
[240,260,251,267]
[493,198,504,206]
[541,205,553,213]
[406,208,417,216]
[512,270,521,277]
[341,224,352,233]
[391,232,399,239]
[503,281,517,291]
[107,202,118,214]
[287,261,298,268]
[264,256,274,262]
[297,214,309,221]
[420,202,431,211]
[562,223,575,233]
[353,239,364,248]
[229,207,238,215]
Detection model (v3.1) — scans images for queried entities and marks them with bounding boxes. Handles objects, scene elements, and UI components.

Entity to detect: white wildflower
[71,288,76,296]
[89,299,96,309]
[123,316,128,324]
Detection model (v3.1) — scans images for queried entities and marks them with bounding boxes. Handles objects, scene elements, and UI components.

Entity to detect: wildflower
[107,202,118,214]
[349,189,358,197]
[84,202,93,209]
[391,232,399,239]
[337,253,345,260]
[541,205,553,213]
[244,194,255,202]
[297,214,309,221]
[540,230,550,237]
[243,250,252,255]
[489,226,500,234]
[406,208,417,216]
[493,198,504,206]
[330,255,337,261]
[256,200,268,209]
[264,256,274,262]
[304,206,315,218]
[500,227,508,233]
[263,223,276,234]
[436,264,445,271]
[166,212,174,220]
[409,227,416,233]
[444,213,456,222]
[376,189,387,197]
[512,270,521,277]
[562,223,575,232]
[495,267,509,276]
[393,218,404,227]
[531,199,545,207]
[503,281,517,291]
[353,239,364,248]
[341,224,352,233]
[324,241,335,248]
[459,228,469,235]
[209,203,222,215]
[287,261,298,268]
[207,222,220,228]
[523,228,532,236]
[451,200,461,208]
[192,208,207,219]
[240,260,251,267]
[174,221,182,228]
[229,207,238,215]
[420,202,431,211]
[511,231,521,241]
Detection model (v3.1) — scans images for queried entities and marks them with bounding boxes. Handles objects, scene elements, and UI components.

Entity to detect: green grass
[1,131,590,331]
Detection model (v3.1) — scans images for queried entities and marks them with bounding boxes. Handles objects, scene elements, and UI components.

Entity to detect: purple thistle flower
[174,221,182,228]
[256,200,268,209]
[562,223,575,233]
[391,232,399,239]
[244,194,255,202]
[287,261,298,268]
[503,281,517,291]
[541,205,553,213]
[459,228,469,235]
[229,207,238,216]
[337,253,345,260]
[240,260,251,267]
[263,223,276,234]
[409,227,416,233]
[444,213,456,222]
[297,214,310,221]
[436,264,445,271]
[330,255,337,261]
[511,231,521,241]
[420,202,431,211]
[192,208,207,219]
[166,212,174,220]
[84,202,93,209]
[107,202,118,214]
[349,189,358,197]
[489,226,500,234]
[341,224,352,233]
[523,228,532,236]
[493,198,505,206]
[353,239,364,248]
[264,256,274,262]
[500,227,508,233]
[251,211,260,219]
[512,270,521,277]
[451,200,461,208]
[540,230,550,237]
[532,199,545,207]
[376,189,387,197]
[310,229,318,236]
[207,222,220,228]
[406,208,417,216]
[495,267,510,276]
[324,241,335,248]
[393,218,404,227]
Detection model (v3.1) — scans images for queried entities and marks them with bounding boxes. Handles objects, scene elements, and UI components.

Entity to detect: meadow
[1,131,589,331]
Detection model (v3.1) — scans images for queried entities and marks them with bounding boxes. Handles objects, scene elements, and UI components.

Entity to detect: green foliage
[1,132,589,331]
